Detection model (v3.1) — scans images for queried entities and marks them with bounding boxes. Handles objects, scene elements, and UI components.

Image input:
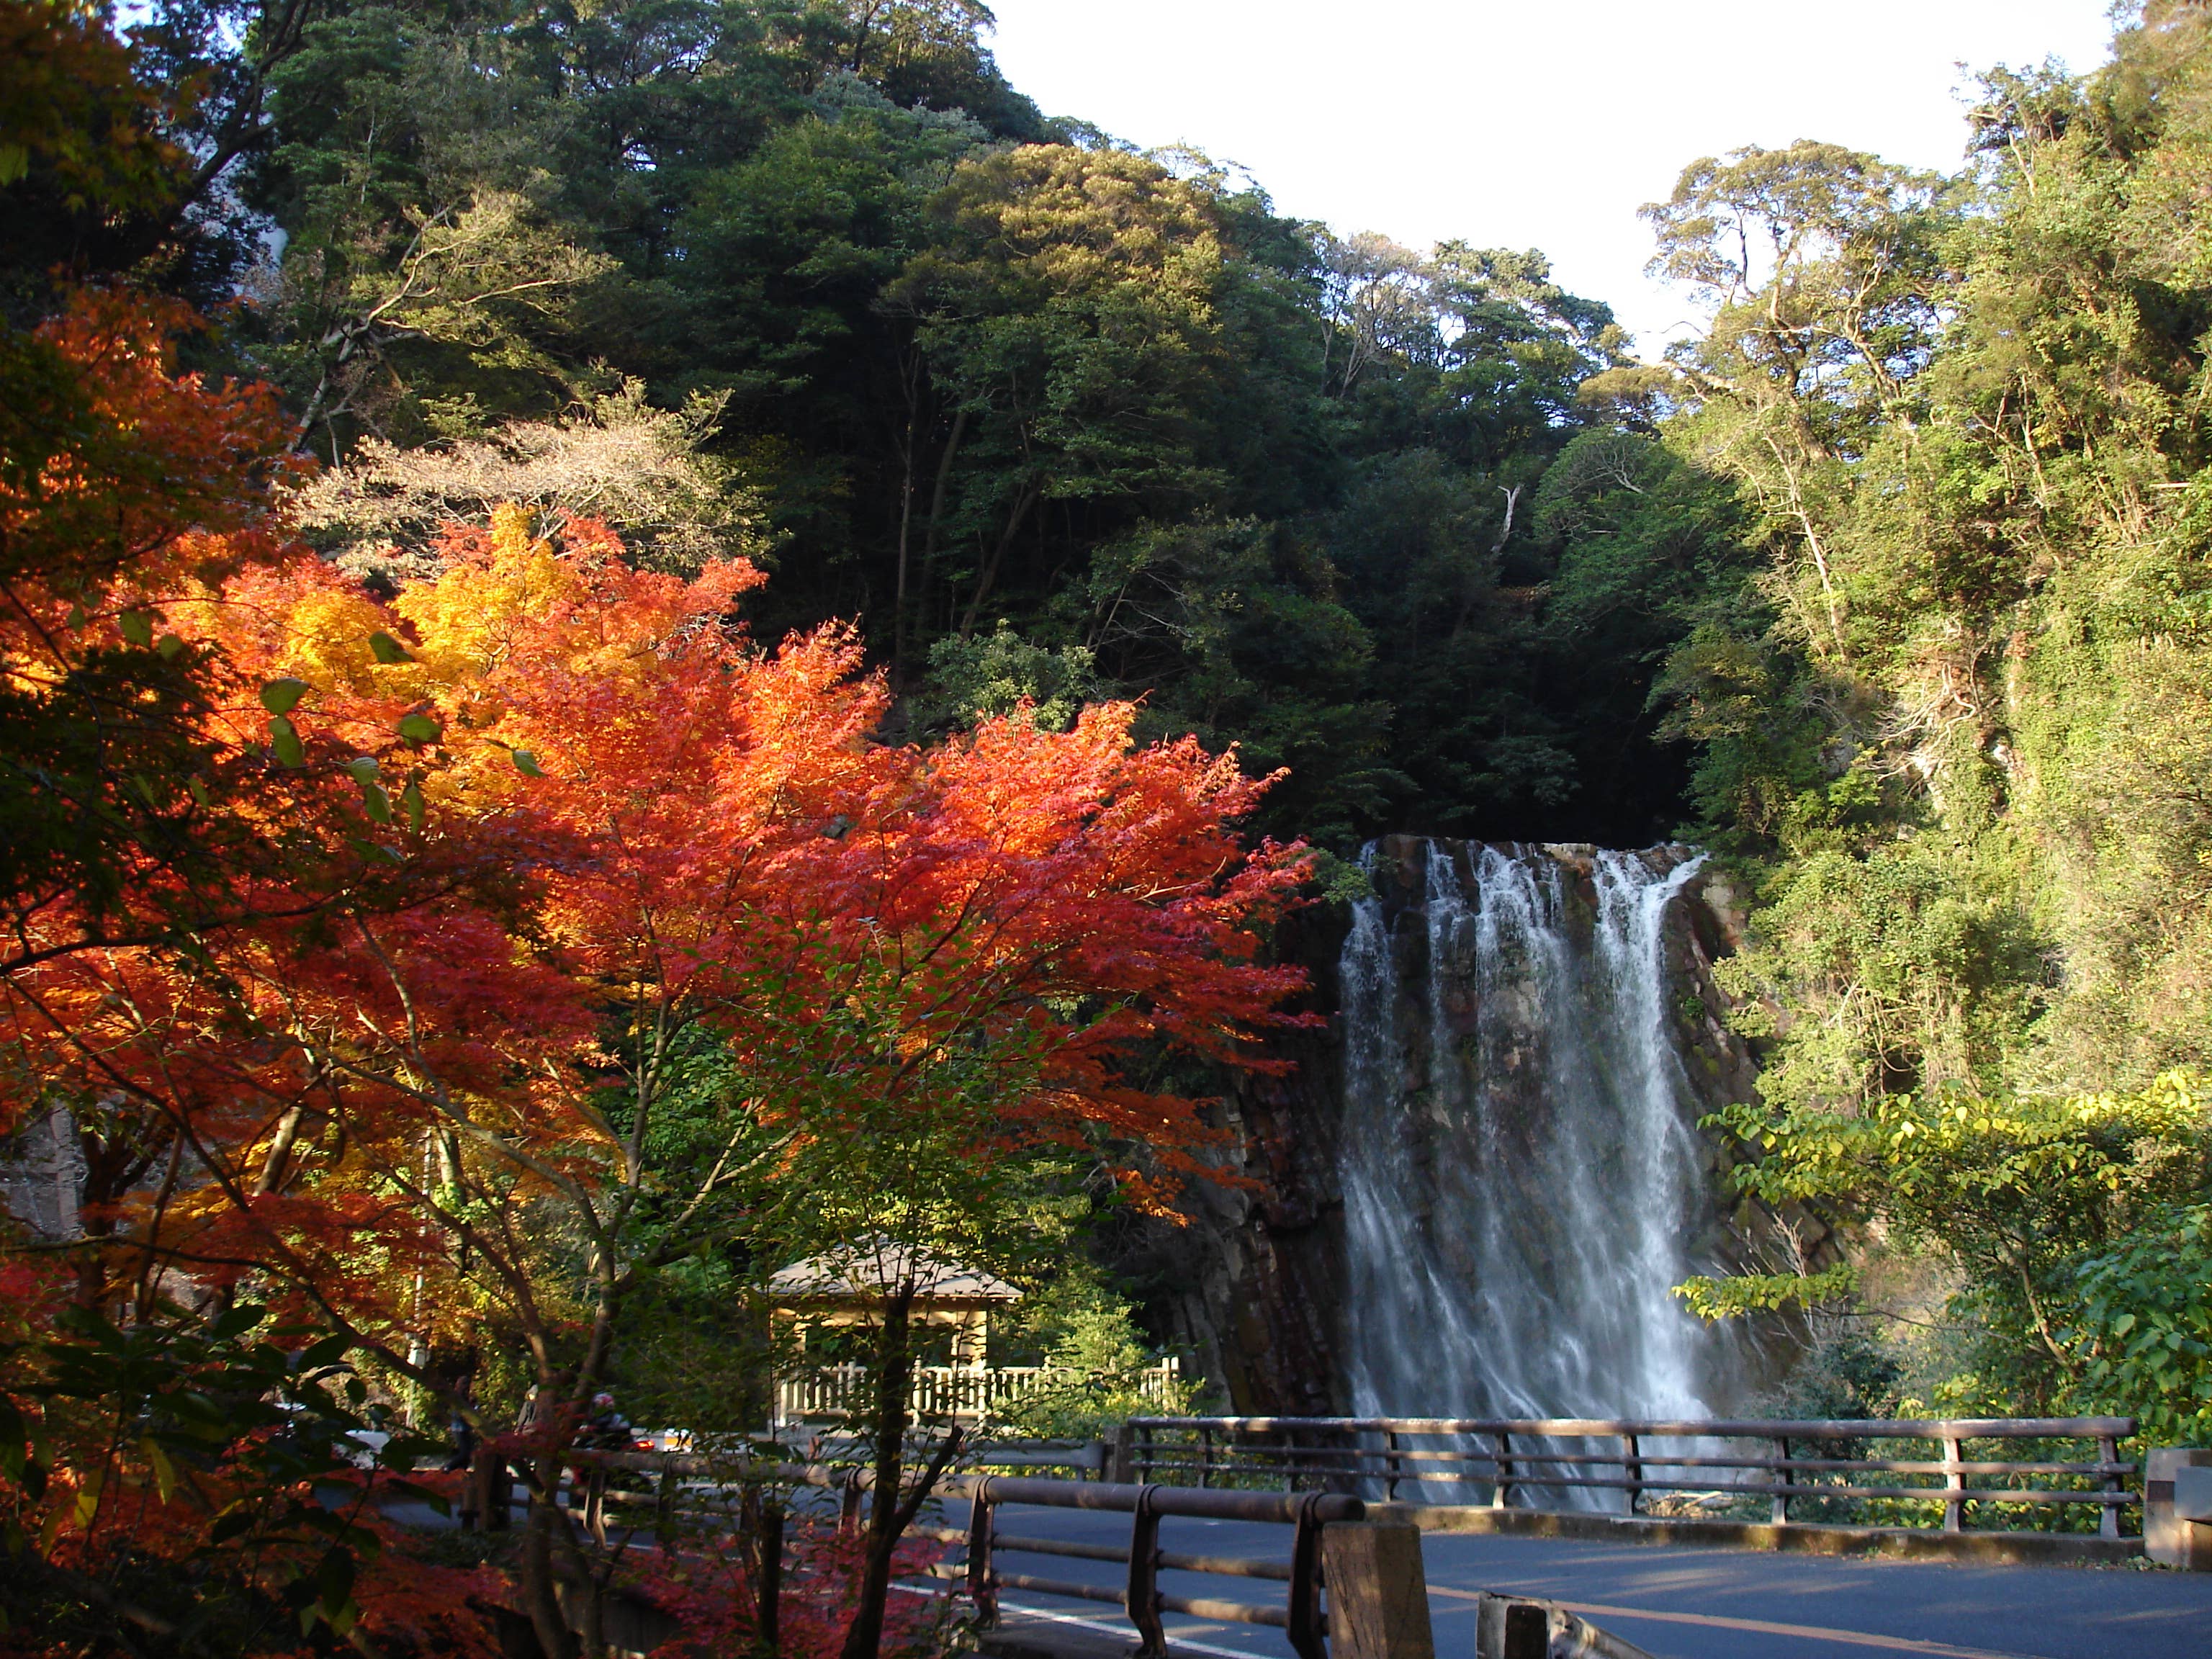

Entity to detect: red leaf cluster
[1,285,1316,1654]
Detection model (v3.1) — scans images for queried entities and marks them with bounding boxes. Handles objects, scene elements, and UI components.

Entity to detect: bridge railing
[1124,1414,2140,1539]
[533,1451,1375,1659]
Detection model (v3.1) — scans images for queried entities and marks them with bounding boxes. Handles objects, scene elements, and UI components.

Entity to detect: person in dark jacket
[443,1411,477,1471]
[584,1392,631,1449]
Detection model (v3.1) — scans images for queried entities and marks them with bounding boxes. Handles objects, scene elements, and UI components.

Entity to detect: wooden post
[838,1467,864,1535]
[1622,1433,1643,1517]
[1321,1521,1435,1659]
[1942,1434,1966,1534]
[1285,1492,1327,1659]
[1126,1485,1165,1658]
[966,1478,998,1627]
[1491,1433,1515,1511]
[2099,1434,2123,1542]
[1200,1426,1213,1488]
[1384,1429,1403,1502]
[1771,1437,1792,1525]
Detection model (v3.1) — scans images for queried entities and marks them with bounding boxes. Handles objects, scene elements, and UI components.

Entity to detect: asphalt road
[932,1500,2212,1659]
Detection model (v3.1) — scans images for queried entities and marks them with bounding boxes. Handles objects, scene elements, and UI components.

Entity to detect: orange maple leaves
[1,289,1314,1353]
[1,282,1317,1656]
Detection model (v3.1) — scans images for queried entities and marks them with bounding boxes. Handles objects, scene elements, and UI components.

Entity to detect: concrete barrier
[2146,1448,2212,1569]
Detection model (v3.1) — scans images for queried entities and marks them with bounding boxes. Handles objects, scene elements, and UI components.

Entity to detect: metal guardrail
[961,1475,1362,1659]
[1126,1415,2141,1539]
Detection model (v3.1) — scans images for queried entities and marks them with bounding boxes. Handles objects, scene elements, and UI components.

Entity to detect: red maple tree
[6,421,1313,1657]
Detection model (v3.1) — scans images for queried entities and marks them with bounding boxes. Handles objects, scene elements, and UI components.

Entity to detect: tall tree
[6,485,1312,1653]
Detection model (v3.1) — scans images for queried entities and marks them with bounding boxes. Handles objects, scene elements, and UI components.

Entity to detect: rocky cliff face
[1118,894,1354,1415]
[1119,838,1815,1415]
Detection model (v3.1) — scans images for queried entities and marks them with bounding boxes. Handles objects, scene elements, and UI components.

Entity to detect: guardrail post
[1321,1520,1434,1659]
[1200,1426,1214,1489]
[1941,1434,1965,1534]
[1127,1484,1166,1658]
[1384,1429,1403,1502]
[1286,1491,1328,1659]
[1622,1433,1642,1517]
[838,1467,865,1536]
[1109,1423,1136,1484]
[1491,1433,1514,1511]
[966,1475,998,1627]
[1772,1437,1791,1524]
[2099,1433,2123,1541]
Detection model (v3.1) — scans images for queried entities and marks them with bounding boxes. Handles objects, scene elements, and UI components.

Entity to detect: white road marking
[891,1583,1272,1659]
[1425,1584,2036,1659]
[994,1599,1267,1659]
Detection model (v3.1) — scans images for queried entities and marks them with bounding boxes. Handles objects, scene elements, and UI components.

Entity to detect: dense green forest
[12,0,2212,1593]
[1643,6,2212,1426]
[55,0,2201,1100]
[10,0,1750,850]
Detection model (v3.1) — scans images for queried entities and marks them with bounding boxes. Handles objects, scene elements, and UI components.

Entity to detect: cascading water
[1338,840,1733,1498]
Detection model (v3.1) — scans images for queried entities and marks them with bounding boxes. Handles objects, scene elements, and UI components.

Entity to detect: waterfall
[1338,841,1728,1485]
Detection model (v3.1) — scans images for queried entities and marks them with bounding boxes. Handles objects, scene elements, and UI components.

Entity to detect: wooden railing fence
[775,1359,1181,1425]
[1126,1414,2140,1539]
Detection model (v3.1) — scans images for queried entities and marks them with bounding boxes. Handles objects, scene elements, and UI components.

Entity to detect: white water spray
[1338,842,1725,1496]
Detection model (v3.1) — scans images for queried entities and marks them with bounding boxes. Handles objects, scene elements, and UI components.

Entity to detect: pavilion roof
[768,1239,1022,1304]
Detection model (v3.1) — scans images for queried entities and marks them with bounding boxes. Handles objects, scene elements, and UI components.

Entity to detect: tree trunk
[892,405,917,685]
[757,1496,784,1650]
[918,406,968,643]
[522,1459,581,1659]
[837,1286,916,1659]
[958,482,1040,637]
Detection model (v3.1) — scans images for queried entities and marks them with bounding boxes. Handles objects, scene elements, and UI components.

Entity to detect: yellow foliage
[278,588,403,696]
[395,504,583,686]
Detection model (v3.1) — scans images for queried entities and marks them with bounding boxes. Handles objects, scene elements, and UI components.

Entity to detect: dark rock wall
[1119,896,1354,1414]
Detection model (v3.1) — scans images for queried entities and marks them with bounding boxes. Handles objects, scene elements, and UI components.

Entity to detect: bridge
[479,1409,2212,1658]
[955,1501,2212,1659]
[953,1414,2211,1658]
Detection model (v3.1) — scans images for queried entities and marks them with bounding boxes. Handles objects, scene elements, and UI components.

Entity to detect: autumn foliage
[0,284,1312,1655]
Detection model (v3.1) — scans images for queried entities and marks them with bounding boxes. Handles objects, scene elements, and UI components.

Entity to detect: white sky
[983,0,2121,354]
